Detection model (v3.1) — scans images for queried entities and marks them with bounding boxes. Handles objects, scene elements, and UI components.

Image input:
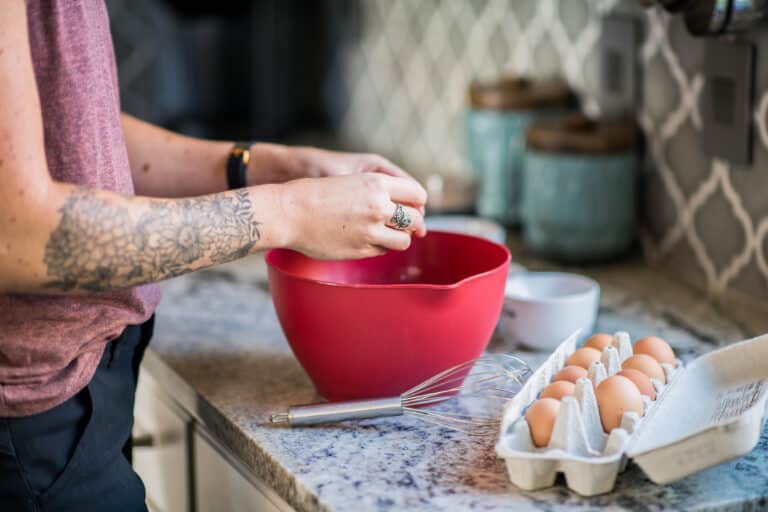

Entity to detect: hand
[292,147,413,181]
[289,147,426,216]
[279,173,428,260]
[249,144,420,191]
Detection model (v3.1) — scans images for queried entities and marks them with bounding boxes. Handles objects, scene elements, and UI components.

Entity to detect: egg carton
[496,331,768,496]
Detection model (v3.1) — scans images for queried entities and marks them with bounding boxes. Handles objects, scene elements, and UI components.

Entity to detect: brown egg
[617,369,657,400]
[525,398,561,448]
[634,336,676,367]
[622,354,666,383]
[540,381,576,401]
[566,347,602,369]
[552,365,588,384]
[583,333,614,351]
[595,375,644,432]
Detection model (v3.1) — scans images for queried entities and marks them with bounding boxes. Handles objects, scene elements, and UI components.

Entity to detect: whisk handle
[276,396,403,426]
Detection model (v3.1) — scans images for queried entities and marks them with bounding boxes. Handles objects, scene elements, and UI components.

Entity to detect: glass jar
[522,115,640,262]
[465,76,576,225]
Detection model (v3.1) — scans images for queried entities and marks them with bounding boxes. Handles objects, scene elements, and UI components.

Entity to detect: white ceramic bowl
[499,271,599,351]
[425,215,506,245]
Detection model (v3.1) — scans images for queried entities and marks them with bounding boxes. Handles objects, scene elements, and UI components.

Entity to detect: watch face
[233,143,251,165]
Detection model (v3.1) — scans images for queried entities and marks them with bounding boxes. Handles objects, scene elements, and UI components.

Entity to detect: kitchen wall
[106,0,341,140]
[336,0,768,305]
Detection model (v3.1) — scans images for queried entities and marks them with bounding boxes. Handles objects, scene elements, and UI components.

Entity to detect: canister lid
[526,114,639,154]
[468,76,576,111]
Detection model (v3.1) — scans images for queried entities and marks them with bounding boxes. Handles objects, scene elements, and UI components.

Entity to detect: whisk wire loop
[270,353,532,436]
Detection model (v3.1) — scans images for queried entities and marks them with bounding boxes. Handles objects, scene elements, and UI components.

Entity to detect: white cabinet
[134,372,191,512]
[133,367,294,512]
[193,429,287,512]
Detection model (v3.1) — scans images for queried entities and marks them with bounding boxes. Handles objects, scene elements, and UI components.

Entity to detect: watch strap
[226,141,252,189]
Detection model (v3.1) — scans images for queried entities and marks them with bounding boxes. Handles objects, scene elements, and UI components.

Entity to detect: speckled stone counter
[144,245,768,512]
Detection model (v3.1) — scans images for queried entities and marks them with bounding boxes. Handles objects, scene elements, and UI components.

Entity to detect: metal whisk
[270,354,532,436]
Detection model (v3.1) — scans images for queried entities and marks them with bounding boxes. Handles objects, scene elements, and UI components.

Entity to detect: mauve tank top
[0,0,161,416]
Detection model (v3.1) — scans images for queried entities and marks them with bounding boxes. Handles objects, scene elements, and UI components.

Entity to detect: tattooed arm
[0,181,293,293]
[40,187,267,292]
[1,172,429,294]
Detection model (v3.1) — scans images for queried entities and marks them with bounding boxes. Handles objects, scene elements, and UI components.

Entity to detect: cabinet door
[133,372,191,512]
[193,429,290,512]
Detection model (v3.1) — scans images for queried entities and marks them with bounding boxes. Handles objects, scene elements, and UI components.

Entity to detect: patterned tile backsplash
[336,0,768,304]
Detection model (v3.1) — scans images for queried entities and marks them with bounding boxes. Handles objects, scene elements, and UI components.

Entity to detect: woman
[0,1,427,510]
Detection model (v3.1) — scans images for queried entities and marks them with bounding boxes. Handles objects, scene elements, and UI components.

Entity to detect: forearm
[122,114,231,196]
[0,181,288,294]
[122,114,303,196]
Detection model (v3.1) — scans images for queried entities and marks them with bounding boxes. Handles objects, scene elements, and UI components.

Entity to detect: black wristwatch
[226,141,253,189]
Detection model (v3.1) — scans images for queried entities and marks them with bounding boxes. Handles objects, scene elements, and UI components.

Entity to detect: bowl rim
[265,230,511,290]
[504,271,600,305]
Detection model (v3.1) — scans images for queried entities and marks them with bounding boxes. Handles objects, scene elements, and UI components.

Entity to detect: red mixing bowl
[266,231,511,401]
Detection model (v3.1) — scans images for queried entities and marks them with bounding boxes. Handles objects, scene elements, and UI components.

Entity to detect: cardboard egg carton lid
[626,333,768,483]
[496,331,768,493]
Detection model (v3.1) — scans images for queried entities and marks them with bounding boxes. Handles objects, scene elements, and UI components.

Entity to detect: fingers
[371,225,413,251]
[378,174,428,208]
[361,245,388,258]
[361,155,427,210]
[366,204,425,255]
[364,154,411,180]
[385,203,426,237]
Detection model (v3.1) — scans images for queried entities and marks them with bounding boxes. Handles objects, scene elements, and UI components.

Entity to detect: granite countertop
[144,241,768,512]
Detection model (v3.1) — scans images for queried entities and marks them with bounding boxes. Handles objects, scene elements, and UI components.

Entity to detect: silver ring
[390,204,411,230]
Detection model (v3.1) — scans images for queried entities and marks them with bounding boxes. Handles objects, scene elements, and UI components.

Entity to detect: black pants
[0,316,155,511]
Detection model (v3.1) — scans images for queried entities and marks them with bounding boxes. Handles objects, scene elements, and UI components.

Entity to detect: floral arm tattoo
[43,188,260,292]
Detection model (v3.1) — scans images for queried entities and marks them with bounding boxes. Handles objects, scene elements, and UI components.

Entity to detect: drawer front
[193,429,290,512]
[134,373,190,512]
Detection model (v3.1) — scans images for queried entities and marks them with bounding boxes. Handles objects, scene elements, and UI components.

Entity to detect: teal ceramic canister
[465,77,576,225]
[522,115,639,262]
